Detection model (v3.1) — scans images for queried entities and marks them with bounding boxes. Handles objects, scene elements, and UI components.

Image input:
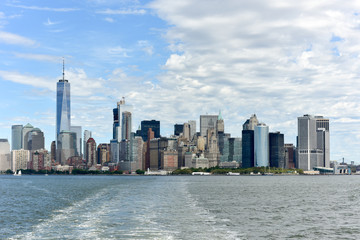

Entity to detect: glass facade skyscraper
[11,125,23,150]
[56,78,71,138]
[254,123,269,167]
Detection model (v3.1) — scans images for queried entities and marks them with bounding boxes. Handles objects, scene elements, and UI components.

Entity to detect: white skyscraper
[116,97,133,142]
[297,115,327,170]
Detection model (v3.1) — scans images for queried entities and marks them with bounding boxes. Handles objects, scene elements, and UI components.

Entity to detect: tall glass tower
[56,60,71,139]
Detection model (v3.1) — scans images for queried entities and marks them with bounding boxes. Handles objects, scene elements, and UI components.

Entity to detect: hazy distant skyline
[1,0,360,163]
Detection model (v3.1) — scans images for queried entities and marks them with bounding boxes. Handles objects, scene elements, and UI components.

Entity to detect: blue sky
[1,0,360,163]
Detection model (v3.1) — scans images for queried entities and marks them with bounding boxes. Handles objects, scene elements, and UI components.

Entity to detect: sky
[1,0,360,163]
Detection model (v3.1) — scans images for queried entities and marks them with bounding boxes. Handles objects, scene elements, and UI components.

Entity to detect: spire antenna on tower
[62,57,65,81]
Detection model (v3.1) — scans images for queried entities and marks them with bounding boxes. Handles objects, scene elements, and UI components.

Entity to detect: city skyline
[1,1,360,163]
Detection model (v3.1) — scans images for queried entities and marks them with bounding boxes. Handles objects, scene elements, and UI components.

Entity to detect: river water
[1,175,360,239]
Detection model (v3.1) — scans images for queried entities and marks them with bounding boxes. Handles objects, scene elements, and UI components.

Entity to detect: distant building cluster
[0,65,353,174]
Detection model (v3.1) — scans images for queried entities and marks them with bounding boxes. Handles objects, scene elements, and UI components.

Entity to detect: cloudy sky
[1,0,360,163]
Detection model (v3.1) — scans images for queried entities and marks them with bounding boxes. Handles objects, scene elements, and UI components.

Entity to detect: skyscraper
[242,130,254,168]
[56,61,71,139]
[269,132,285,168]
[122,111,132,141]
[113,97,133,142]
[200,115,218,137]
[297,114,325,170]
[254,123,269,167]
[27,128,45,151]
[188,120,196,140]
[22,123,33,150]
[70,126,82,156]
[86,138,97,167]
[141,120,160,141]
[11,125,23,150]
[57,131,76,165]
[83,130,92,159]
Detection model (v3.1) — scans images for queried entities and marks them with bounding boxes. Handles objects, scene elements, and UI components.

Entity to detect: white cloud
[146,0,360,161]
[7,4,79,12]
[0,31,36,46]
[0,70,54,90]
[137,40,154,55]
[96,8,146,15]
[13,53,61,62]
[43,18,60,26]
[104,17,114,23]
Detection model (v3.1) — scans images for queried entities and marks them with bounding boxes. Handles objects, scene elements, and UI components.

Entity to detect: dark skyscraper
[242,130,254,168]
[269,132,285,168]
[141,120,160,141]
[174,124,184,136]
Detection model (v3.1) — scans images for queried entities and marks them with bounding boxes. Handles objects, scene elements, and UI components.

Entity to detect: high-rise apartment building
[11,125,23,150]
[86,138,97,167]
[254,123,269,167]
[11,149,30,171]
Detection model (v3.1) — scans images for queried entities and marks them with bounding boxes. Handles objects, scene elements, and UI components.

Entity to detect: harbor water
[1,175,360,239]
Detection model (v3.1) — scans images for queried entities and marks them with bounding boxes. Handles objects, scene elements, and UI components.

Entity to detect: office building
[188,120,196,140]
[83,130,92,159]
[11,125,23,150]
[254,123,269,167]
[113,97,133,142]
[200,114,218,137]
[70,126,82,156]
[22,123,34,150]
[315,116,330,168]
[56,62,71,139]
[216,111,224,134]
[141,120,160,142]
[243,114,259,130]
[297,115,326,170]
[122,111,132,141]
[57,131,76,165]
[27,128,45,151]
[285,144,295,169]
[269,132,285,168]
[0,139,11,171]
[242,130,254,168]
[174,124,184,136]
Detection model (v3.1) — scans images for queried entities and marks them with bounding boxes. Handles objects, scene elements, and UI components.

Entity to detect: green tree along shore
[172,166,303,175]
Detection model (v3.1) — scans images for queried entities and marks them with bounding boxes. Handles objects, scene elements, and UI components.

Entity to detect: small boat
[13,170,22,176]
